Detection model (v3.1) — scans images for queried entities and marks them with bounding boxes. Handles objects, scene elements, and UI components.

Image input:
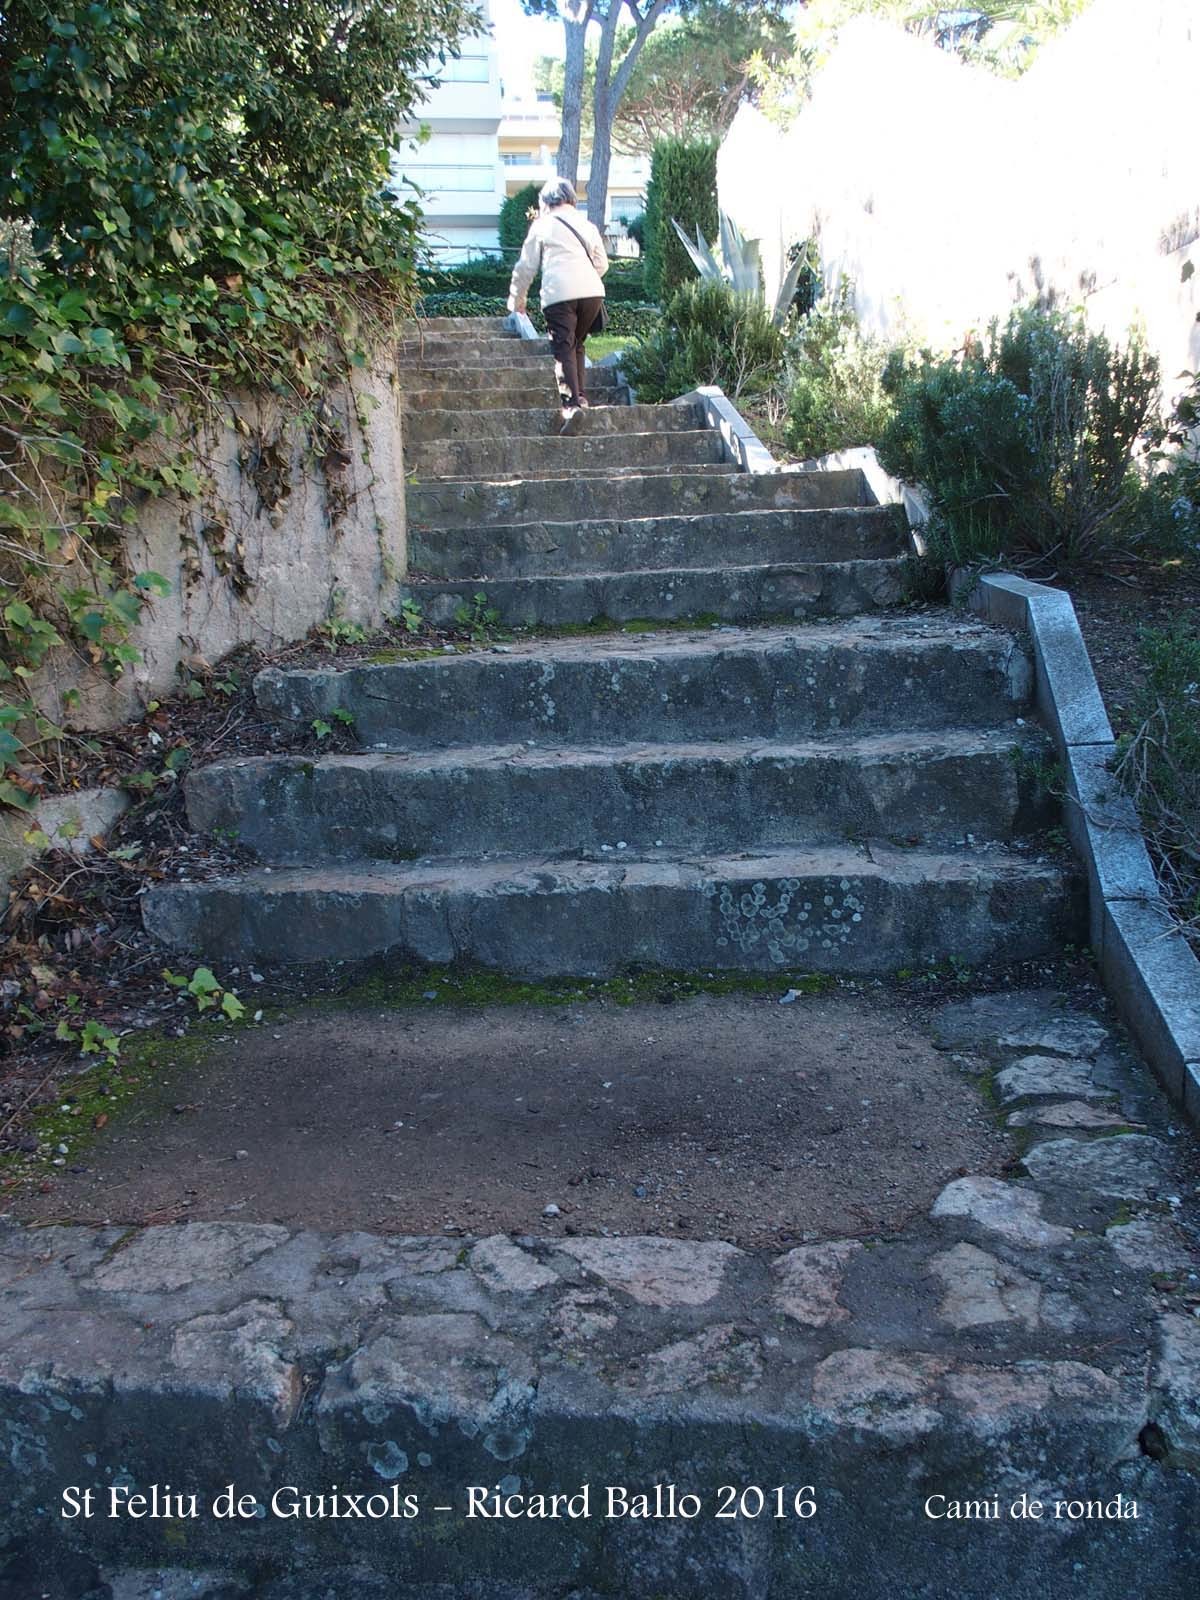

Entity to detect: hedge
[419,257,650,304]
[415,292,659,338]
[499,183,540,254]
[642,138,718,303]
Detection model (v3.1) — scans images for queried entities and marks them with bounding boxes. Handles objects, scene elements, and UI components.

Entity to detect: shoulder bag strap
[555,214,597,261]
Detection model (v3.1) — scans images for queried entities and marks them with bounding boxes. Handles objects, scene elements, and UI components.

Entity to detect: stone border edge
[967,571,1200,1123]
[814,444,1200,1124]
[671,385,778,474]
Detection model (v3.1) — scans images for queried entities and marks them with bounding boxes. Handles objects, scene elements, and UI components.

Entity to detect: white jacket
[507,206,609,311]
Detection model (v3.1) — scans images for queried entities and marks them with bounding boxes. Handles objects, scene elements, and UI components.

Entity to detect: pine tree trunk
[586,109,614,229]
[587,0,670,229]
[557,13,587,184]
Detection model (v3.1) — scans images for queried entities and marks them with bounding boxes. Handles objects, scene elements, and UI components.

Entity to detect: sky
[486,0,808,98]
[489,0,564,97]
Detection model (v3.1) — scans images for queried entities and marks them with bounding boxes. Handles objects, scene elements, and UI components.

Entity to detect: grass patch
[587,335,631,362]
[366,647,450,664]
[0,1031,217,1190]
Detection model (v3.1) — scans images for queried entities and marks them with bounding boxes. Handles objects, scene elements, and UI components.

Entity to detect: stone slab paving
[2,992,1198,1598]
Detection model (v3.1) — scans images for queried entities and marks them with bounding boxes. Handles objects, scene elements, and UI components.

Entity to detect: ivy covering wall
[0,0,475,808]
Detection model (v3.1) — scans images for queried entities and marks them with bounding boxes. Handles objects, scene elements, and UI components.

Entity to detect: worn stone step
[142,843,1078,974]
[402,558,907,628]
[407,315,513,335]
[400,336,544,364]
[409,428,727,481]
[400,383,565,412]
[397,362,623,393]
[411,503,903,580]
[186,728,1055,865]
[414,462,743,492]
[402,401,703,447]
[254,617,1032,748]
[6,1211,1192,1599]
[398,347,551,373]
[408,465,871,531]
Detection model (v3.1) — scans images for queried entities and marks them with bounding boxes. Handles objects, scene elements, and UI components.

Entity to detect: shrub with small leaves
[879,305,1160,568]
[621,279,784,403]
[1114,617,1200,938]
[784,285,895,459]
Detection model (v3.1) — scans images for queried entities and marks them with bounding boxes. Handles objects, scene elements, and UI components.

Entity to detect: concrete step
[412,461,742,490]
[408,428,727,481]
[407,316,513,335]
[408,466,871,531]
[410,503,904,580]
[397,362,623,393]
[398,344,559,371]
[402,558,908,628]
[400,383,564,412]
[402,402,704,447]
[142,843,1078,975]
[187,728,1055,864]
[253,617,1033,749]
[398,334,545,361]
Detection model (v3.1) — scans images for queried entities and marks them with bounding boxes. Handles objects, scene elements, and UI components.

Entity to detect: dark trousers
[544,296,604,406]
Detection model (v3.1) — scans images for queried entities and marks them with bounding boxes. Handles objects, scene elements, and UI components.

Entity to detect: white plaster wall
[717,0,1200,399]
[26,349,406,733]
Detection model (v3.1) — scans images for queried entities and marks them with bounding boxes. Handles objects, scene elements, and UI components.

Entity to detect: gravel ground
[5,990,1013,1250]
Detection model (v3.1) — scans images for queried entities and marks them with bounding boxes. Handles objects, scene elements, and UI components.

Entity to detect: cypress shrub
[498,183,540,255]
[643,138,718,304]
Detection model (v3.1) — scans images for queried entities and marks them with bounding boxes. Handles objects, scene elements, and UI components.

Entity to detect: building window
[608,193,644,223]
[502,153,538,166]
[440,54,490,84]
[402,164,498,194]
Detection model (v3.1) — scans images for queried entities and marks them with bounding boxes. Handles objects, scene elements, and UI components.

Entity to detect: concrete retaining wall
[25,351,406,735]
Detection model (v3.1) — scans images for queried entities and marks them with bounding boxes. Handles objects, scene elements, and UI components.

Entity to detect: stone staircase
[143,318,1080,974]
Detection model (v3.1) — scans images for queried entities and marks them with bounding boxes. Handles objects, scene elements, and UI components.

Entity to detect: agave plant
[671,211,812,328]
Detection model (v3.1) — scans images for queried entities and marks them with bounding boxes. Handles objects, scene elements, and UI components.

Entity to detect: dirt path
[8,991,1010,1250]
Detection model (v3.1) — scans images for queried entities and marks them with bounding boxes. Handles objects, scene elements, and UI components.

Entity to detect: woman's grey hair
[539,177,576,209]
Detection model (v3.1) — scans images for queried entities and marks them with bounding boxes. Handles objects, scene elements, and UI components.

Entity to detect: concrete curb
[805,444,1200,1124]
[970,573,1200,1123]
[671,385,777,473]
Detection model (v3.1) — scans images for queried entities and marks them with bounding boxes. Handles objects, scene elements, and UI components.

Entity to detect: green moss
[366,647,447,664]
[329,962,834,1014]
[0,1029,217,1188]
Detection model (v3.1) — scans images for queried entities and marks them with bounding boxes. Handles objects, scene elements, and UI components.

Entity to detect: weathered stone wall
[27,349,406,733]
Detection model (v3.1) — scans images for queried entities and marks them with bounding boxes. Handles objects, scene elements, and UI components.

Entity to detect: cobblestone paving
[2,990,1197,1598]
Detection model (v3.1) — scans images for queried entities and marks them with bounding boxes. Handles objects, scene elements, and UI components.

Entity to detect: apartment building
[499,91,649,239]
[390,6,507,263]
[391,2,648,262]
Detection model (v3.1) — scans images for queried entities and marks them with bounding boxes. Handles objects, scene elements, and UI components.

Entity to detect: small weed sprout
[162,967,246,1022]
